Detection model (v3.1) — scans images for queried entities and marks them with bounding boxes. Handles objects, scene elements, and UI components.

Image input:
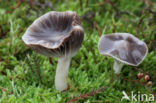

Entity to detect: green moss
[0,0,155,102]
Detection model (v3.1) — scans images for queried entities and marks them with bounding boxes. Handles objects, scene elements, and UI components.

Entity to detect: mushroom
[98,33,148,74]
[22,11,84,91]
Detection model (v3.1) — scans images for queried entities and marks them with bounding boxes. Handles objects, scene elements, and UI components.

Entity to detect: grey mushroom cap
[98,33,148,66]
[22,11,84,57]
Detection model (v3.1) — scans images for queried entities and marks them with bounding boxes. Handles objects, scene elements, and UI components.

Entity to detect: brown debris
[94,22,102,37]
[0,24,7,39]
[68,87,108,103]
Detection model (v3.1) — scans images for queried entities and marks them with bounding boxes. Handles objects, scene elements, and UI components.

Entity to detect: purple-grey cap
[98,33,148,66]
[22,11,84,58]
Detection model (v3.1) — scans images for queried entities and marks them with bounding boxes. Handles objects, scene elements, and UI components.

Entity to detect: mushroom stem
[55,57,71,91]
[113,60,124,74]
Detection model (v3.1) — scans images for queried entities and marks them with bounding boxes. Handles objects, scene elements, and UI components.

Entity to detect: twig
[137,17,144,29]
[68,86,108,103]
[27,0,33,8]
[27,58,35,73]
[79,0,83,10]
[94,22,102,37]
[112,22,116,32]
[85,0,89,7]
[0,24,7,39]
[105,0,117,10]
[49,57,53,65]
[16,0,21,8]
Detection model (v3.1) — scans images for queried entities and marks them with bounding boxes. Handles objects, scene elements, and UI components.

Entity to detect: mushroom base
[55,57,71,91]
[113,60,124,74]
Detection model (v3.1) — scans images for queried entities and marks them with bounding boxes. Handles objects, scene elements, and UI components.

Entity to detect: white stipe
[55,57,71,91]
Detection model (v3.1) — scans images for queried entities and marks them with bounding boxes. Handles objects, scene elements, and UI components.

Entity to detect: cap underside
[22,11,81,49]
[22,11,84,57]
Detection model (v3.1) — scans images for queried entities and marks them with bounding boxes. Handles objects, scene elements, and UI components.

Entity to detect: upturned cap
[22,11,84,58]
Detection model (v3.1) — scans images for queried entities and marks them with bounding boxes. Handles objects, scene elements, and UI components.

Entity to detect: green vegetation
[0,0,155,102]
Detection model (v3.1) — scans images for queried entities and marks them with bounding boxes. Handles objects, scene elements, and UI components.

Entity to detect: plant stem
[55,57,71,91]
[68,86,108,103]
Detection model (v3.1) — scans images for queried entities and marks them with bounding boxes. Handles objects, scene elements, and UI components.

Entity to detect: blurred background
[0,0,156,102]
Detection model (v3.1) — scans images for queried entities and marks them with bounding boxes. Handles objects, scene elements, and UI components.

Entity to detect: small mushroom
[144,75,149,81]
[137,72,144,79]
[98,33,148,74]
[22,11,84,91]
[147,81,152,86]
